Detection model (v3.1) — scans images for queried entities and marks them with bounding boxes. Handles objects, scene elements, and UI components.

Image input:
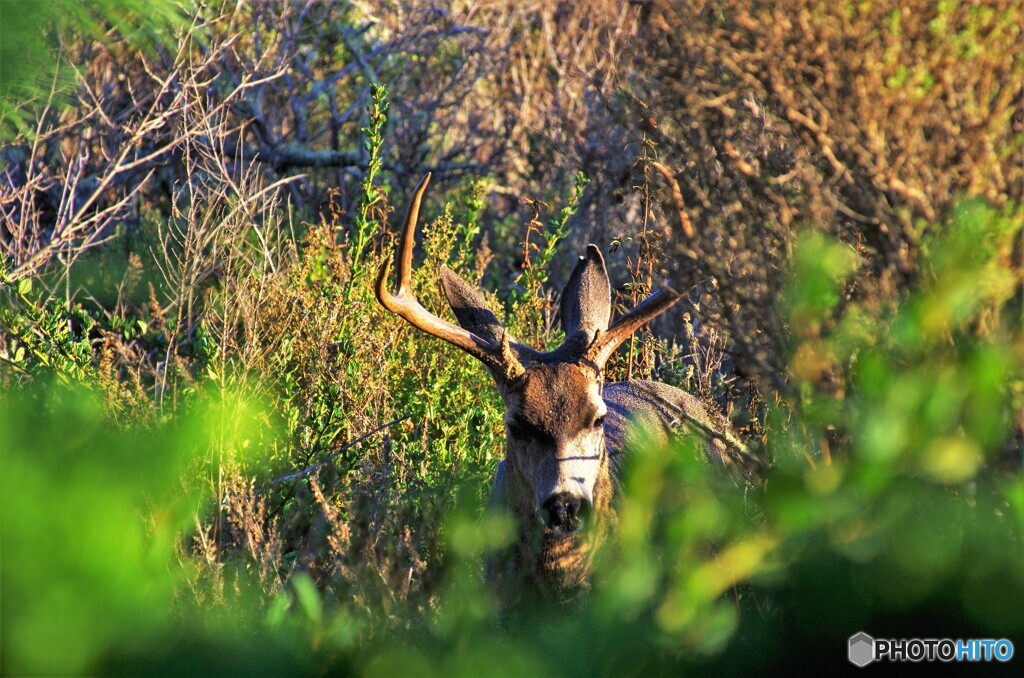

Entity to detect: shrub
[1,2,1021,675]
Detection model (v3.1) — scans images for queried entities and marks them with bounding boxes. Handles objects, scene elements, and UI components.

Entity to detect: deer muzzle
[541,492,593,537]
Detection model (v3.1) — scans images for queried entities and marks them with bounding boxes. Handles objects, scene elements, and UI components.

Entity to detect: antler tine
[584,285,683,369]
[395,172,431,294]
[375,174,430,312]
[376,174,522,375]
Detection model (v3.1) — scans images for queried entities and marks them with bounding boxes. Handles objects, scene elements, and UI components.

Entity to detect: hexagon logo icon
[848,632,875,667]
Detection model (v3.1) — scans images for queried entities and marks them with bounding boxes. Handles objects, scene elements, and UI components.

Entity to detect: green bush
[3,199,1020,675]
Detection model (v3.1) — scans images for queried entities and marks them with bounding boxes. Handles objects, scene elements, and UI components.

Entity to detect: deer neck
[499,439,617,599]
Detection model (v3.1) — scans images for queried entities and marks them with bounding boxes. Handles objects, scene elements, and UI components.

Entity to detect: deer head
[376,174,682,541]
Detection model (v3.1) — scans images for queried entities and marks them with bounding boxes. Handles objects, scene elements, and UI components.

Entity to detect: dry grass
[623,0,1023,397]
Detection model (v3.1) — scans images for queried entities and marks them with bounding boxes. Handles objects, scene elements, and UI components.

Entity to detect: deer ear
[439,266,505,345]
[561,244,611,340]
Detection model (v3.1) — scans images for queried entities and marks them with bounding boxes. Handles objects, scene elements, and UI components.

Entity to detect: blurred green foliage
[2,383,196,674]
[2,199,1020,675]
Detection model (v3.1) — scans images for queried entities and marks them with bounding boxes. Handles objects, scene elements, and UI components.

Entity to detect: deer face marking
[501,363,607,536]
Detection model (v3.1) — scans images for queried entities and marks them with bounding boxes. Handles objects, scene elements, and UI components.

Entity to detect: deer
[376,174,740,607]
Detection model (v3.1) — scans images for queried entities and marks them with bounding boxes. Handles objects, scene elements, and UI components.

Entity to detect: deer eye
[508,419,553,444]
[592,415,605,430]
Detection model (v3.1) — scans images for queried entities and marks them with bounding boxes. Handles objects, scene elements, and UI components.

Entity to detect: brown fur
[485,363,625,608]
[486,372,736,609]
[510,364,600,439]
[375,186,734,610]
[487,431,615,607]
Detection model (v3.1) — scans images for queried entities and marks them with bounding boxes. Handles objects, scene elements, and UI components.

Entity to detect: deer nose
[541,493,592,535]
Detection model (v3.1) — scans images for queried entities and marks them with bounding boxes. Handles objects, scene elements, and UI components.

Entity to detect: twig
[261,413,412,489]
[651,161,694,238]
[652,390,762,469]
[673,411,764,471]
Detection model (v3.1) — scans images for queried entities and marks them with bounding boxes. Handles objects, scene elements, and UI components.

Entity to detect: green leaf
[292,573,322,628]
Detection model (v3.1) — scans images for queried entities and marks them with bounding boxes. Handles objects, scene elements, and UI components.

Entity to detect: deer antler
[583,285,682,370]
[376,173,525,380]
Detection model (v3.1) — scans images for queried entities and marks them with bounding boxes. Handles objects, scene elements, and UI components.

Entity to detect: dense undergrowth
[2,1,1022,675]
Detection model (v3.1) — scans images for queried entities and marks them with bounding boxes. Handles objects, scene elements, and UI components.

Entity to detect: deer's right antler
[583,285,683,371]
[376,173,525,380]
